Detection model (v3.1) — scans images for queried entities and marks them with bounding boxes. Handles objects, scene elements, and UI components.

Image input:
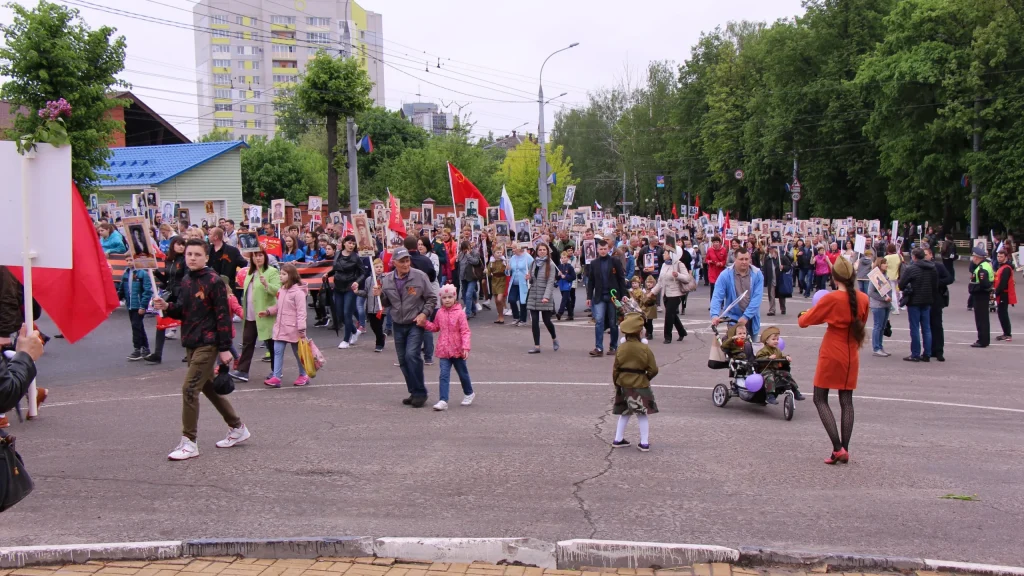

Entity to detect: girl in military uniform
[755,326,805,404]
[611,313,659,452]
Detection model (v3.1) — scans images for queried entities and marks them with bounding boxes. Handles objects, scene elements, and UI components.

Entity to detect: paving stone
[94,568,143,576]
[692,565,711,576]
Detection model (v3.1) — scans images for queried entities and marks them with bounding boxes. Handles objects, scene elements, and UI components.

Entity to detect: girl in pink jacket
[259,263,309,388]
[424,284,475,411]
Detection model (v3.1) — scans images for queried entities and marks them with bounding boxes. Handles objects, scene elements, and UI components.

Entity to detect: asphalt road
[2,264,1022,565]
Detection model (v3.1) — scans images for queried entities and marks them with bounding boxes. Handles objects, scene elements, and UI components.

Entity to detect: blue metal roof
[97,141,248,187]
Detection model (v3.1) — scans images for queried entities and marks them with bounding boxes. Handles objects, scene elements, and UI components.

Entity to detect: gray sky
[1,0,805,140]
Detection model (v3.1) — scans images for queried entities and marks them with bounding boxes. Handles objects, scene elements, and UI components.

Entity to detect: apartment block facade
[193,0,384,141]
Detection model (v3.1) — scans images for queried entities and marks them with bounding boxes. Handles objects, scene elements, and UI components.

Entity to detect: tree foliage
[196,127,235,142]
[240,136,326,205]
[0,1,129,193]
[498,140,579,215]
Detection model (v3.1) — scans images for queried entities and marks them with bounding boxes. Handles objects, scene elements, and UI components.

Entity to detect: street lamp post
[538,43,578,216]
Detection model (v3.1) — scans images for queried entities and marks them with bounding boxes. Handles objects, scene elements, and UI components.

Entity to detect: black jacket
[155,254,186,302]
[209,243,247,291]
[165,267,233,352]
[0,351,34,415]
[333,251,366,291]
[933,258,953,308]
[898,259,938,307]
[409,253,437,283]
[586,255,627,302]
[797,247,812,270]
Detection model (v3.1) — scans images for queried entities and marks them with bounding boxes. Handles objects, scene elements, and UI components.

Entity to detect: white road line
[40,380,1024,414]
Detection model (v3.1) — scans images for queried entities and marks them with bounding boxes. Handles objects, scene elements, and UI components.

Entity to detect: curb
[0,538,1021,575]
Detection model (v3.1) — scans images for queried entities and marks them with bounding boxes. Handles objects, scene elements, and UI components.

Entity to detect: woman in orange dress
[797,257,869,464]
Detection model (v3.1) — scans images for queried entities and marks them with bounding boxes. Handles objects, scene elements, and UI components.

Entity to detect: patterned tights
[813,387,854,452]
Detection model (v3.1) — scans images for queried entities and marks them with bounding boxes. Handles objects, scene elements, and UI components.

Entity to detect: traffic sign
[656,175,665,188]
[734,169,744,180]
[791,192,801,201]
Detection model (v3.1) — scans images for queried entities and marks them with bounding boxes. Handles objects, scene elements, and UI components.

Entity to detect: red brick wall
[107,107,125,148]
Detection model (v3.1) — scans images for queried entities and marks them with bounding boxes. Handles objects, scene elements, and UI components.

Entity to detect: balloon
[812,289,830,306]
[745,373,764,392]
[777,337,786,352]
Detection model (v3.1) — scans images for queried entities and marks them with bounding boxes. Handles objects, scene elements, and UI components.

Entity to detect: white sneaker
[504,309,512,316]
[166,327,178,340]
[338,341,350,349]
[475,303,483,312]
[233,315,242,323]
[461,393,475,406]
[215,425,250,448]
[433,400,448,411]
[349,331,360,345]
[168,436,199,461]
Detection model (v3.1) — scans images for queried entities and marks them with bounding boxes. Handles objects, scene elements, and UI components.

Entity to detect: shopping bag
[708,329,729,369]
[307,338,325,371]
[298,338,317,378]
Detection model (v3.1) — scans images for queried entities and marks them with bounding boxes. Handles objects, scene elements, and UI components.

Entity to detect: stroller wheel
[713,384,730,407]
[783,391,795,421]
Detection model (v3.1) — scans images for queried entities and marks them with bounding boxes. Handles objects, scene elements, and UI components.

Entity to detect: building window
[213,45,230,53]
[306,31,329,44]
[272,44,296,53]
[212,30,228,38]
[214,74,231,84]
[236,45,245,55]
[307,17,330,27]
[253,120,263,128]
[270,15,295,25]
[254,105,263,114]
[273,60,297,68]
[211,14,228,25]
[272,74,295,83]
[234,15,255,25]
[215,119,233,128]
[252,60,261,69]
[252,76,260,85]
[253,90,261,98]
[213,59,231,67]
[215,89,232,98]
[215,103,233,111]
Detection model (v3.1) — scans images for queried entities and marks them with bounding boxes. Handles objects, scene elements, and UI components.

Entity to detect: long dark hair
[248,248,270,274]
[833,268,865,347]
[535,242,553,279]
[168,236,187,261]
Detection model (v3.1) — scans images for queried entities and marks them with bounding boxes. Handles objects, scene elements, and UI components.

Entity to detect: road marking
[40,380,1024,414]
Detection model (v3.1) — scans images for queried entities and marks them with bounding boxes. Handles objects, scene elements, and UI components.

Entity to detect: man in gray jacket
[375,248,437,407]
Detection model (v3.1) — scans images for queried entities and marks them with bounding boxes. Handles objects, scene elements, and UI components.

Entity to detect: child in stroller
[756,326,805,403]
[710,322,799,420]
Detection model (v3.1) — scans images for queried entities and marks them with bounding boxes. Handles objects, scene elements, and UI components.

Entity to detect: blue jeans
[422,310,435,361]
[591,299,618,351]
[272,340,305,379]
[393,323,427,397]
[355,295,367,329]
[335,290,357,341]
[462,280,478,319]
[438,357,473,402]
[858,280,870,294]
[871,306,890,352]
[907,305,932,358]
[509,284,527,323]
[799,269,813,296]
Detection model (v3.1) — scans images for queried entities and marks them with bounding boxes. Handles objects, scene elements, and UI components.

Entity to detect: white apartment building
[193,0,385,141]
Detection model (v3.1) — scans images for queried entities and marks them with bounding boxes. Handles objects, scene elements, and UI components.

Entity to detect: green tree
[196,127,235,142]
[354,107,428,183]
[0,1,128,193]
[240,136,327,205]
[498,140,579,216]
[295,52,373,212]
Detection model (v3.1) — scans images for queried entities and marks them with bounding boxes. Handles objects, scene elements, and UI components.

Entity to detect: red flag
[388,193,407,237]
[723,211,731,231]
[694,195,700,212]
[8,183,119,343]
[258,235,283,258]
[447,162,490,211]
[671,203,678,218]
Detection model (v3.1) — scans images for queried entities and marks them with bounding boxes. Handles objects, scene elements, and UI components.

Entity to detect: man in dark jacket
[153,239,249,461]
[208,227,247,294]
[586,239,627,357]
[924,247,953,361]
[898,248,938,362]
[404,236,437,363]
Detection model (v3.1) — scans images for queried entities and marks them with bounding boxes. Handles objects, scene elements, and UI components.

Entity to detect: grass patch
[940,493,980,501]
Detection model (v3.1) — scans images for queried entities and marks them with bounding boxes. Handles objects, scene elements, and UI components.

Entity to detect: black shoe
[903,356,920,362]
[567,316,575,321]
[402,395,414,405]
[385,329,393,337]
[663,339,672,344]
[556,315,563,321]
[181,356,187,362]
[611,439,630,448]
[127,349,144,361]
[143,353,162,364]
[793,390,805,401]
[677,332,686,341]
[767,312,776,316]
[920,355,930,362]
[637,443,650,452]
[424,358,434,365]
[935,356,945,362]
[410,396,427,408]
[970,342,987,348]
[261,353,272,363]
[766,394,778,405]
[374,346,384,353]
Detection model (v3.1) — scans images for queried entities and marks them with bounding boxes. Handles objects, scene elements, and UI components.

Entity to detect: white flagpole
[447,161,458,213]
[21,152,38,418]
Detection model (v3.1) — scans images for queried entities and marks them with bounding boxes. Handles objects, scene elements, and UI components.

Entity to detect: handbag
[898,286,913,308]
[883,320,892,338]
[213,364,235,395]
[0,430,33,512]
[708,329,729,369]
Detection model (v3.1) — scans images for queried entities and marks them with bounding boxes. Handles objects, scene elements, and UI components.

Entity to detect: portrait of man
[177,208,190,224]
[495,222,510,237]
[271,199,285,224]
[583,239,597,262]
[423,205,435,225]
[516,221,531,243]
[292,208,302,224]
[248,206,262,226]
[161,201,174,223]
[308,196,322,213]
[238,232,260,253]
[204,201,214,215]
[771,230,783,243]
[353,213,375,256]
[89,194,98,210]
[486,206,498,224]
[374,204,387,227]
[146,191,158,208]
[332,213,342,225]
[465,198,479,217]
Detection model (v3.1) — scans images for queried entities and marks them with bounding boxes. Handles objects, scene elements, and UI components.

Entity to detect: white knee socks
[614,414,650,445]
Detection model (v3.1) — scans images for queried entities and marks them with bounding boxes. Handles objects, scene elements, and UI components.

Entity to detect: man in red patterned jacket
[153,239,250,461]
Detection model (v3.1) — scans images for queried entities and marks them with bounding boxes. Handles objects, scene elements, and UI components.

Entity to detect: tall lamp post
[538,42,579,216]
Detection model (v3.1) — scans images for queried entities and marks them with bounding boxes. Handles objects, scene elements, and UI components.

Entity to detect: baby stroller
[708,323,796,421]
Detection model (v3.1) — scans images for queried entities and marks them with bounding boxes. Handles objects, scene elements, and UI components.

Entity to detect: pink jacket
[423,303,471,359]
[267,284,308,343]
[228,293,243,338]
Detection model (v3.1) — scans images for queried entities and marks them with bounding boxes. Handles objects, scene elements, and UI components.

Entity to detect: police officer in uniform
[968,245,994,348]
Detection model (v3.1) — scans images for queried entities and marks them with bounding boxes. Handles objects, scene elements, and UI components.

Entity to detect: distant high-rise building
[400,102,453,136]
[193,0,384,141]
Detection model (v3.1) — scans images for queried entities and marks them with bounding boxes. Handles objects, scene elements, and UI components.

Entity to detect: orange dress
[797,290,869,390]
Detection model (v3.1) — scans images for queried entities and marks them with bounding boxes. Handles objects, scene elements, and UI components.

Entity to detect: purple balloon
[777,337,786,352]
[812,289,830,306]
[745,373,764,393]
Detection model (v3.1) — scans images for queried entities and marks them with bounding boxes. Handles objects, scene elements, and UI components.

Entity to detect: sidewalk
[0,556,986,576]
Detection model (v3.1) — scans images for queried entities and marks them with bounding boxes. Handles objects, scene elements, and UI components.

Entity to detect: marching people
[710,248,764,339]
[611,312,659,452]
[705,236,728,299]
[798,257,868,465]
[587,238,628,357]
[968,246,994,348]
[231,249,280,382]
[146,236,187,364]
[868,257,893,357]
[423,284,475,411]
[897,248,937,362]
[359,259,388,353]
[763,245,781,316]
[651,246,688,344]
[118,258,153,361]
[375,247,437,408]
[994,249,1016,342]
[924,247,952,361]
[488,246,508,324]
[259,263,308,387]
[526,243,559,354]
[507,243,533,327]
[152,239,250,461]
[334,235,366,349]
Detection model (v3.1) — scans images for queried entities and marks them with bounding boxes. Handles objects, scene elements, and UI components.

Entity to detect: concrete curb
[373,538,555,569]
[556,540,738,569]
[0,541,182,569]
[0,538,1022,576]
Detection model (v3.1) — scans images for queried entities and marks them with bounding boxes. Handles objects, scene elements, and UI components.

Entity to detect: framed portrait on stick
[353,213,376,257]
[123,216,158,269]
